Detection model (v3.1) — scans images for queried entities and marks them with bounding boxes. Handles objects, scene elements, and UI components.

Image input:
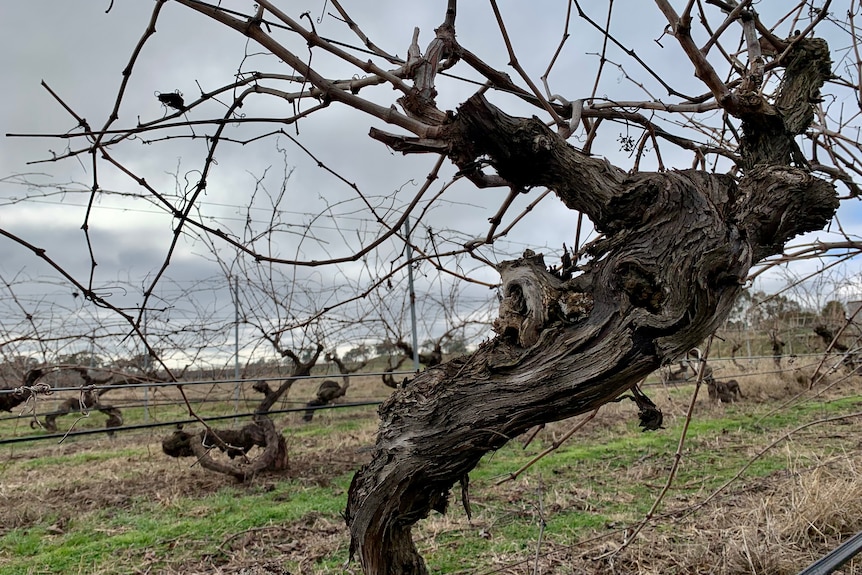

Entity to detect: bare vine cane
[594,336,715,560]
[496,409,600,486]
[58,386,95,444]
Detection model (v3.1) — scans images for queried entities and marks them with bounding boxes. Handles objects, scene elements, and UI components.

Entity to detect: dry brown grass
[605,454,862,575]
[449,449,862,575]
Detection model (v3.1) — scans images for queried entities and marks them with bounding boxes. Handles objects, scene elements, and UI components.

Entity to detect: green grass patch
[0,473,354,575]
[8,446,145,471]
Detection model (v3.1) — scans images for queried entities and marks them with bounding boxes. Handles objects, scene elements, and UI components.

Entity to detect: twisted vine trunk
[345,95,837,575]
[161,347,322,480]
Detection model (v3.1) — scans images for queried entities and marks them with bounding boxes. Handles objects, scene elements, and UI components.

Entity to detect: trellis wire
[0,369,416,395]
[0,399,382,446]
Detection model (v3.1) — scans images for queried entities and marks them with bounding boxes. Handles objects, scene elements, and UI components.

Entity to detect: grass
[2,367,862,574]
[5,447,144,471]
[0,463,356,574]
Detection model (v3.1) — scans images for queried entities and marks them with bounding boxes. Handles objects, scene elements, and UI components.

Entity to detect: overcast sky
[2,1,859,365]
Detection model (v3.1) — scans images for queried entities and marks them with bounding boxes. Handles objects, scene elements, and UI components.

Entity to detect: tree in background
[748,290,804,328]
[822,299,847,323]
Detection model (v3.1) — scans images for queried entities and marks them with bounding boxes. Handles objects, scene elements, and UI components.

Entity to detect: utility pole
[233,276,241,420]
[404,217,420,371]
[142,306,149,423]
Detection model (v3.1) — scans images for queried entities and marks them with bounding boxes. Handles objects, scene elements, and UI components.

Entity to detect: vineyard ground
[3,360,862,574]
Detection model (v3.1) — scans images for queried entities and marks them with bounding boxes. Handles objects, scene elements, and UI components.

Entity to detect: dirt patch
[0,428,370,538]
[283,448,366,486]
[157,512,348,575]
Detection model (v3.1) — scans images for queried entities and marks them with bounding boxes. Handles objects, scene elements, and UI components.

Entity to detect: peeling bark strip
[345,95,837,574]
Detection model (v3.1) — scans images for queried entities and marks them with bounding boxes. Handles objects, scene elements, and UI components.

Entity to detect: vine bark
[346,88,837,575]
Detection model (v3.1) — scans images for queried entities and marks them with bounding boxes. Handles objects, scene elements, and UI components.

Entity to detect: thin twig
[533,477,547,575]
[595,337,714,559]
[680,410,862,517]
[488,0,563,126]
[496,409,600,485]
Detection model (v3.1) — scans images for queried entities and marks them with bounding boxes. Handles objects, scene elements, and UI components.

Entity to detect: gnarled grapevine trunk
[161,346,322,480]
[162,416,288,480]
[345,95,837,575]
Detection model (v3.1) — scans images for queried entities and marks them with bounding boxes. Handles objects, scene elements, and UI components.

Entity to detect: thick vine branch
[345,93,837,574]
